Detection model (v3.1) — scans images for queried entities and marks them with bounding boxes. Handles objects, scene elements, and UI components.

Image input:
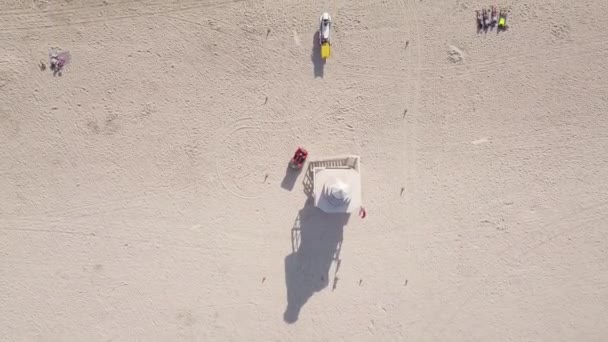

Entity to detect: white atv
[319,12,332,59]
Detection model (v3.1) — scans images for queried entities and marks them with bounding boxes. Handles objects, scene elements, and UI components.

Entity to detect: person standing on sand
[49,48,59,71]
[359,206,367,219]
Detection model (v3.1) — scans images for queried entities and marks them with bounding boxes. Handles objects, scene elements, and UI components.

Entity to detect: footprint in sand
[447,45,465,64]
[293,30,302,47]
[471,137,489,145]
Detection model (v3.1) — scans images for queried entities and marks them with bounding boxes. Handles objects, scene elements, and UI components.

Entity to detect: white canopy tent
[312,157,362,214]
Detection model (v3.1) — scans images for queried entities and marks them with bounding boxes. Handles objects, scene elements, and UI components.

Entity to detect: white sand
[2,0,608,340]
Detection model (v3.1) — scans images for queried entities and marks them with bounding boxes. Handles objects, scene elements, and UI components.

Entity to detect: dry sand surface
[2,0,608,340]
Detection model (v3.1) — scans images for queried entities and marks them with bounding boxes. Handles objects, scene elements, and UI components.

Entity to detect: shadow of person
[311,31,325,78]
[283,199,349,323]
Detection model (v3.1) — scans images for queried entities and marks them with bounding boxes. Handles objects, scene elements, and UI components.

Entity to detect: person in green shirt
[498,8,508,30]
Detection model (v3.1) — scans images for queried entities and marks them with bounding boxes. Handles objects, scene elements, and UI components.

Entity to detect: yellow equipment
[321,42,331,59]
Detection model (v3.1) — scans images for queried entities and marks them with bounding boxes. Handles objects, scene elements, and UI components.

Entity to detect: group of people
[48,47,70,75]
[476,6,508,32]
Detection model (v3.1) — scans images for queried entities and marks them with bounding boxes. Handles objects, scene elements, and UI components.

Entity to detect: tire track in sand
[335,32,608,81]
[157,10,312,200]
[427,198,608,336]
[210,103,331,199]
[0,0,245,33]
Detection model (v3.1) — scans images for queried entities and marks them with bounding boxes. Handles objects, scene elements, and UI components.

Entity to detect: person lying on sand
[49,48,59,71]
[482,8,490,29]
[498,9,508,30]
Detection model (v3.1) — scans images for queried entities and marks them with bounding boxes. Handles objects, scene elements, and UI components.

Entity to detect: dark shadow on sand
[283,199,349,323]
[281,164,302,191]
[311,31,325,78]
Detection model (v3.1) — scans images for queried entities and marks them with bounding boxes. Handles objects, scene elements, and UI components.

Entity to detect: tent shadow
[302,163,314,197]
[283,199,349,323]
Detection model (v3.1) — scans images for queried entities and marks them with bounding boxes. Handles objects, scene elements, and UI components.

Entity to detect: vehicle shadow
[281,164,302,191]
[283,199,349,323]
[311,31,325,78]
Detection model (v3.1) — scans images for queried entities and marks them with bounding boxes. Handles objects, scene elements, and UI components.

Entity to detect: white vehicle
[319,12,332,59]
[319,13,331,44]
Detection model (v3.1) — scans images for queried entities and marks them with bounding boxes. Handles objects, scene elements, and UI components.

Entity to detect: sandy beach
[1,0,608,340]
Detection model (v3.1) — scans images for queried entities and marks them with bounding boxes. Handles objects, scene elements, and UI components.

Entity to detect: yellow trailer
[321,42,331,59]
